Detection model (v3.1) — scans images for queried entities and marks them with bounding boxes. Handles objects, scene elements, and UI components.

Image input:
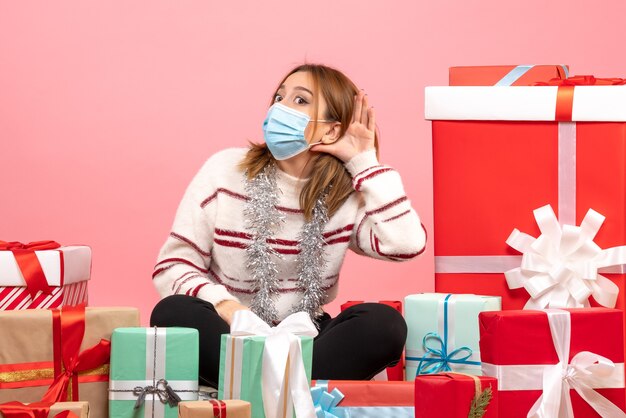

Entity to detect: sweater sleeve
[152,155,240,306]
[345,150,427,261]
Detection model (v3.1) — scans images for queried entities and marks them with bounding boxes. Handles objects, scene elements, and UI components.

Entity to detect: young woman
[151,63,426,387]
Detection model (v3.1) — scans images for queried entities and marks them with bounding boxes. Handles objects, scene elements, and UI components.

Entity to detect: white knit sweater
[153,147,426,321]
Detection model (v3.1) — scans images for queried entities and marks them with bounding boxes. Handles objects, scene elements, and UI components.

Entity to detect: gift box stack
[0,244,141,417]
[0,241,252,417]
[411,64,626,417]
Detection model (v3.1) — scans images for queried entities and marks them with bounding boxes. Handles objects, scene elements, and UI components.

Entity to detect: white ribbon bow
[505,205,626,309]
[231,310,318,418]
[527,309,626,418]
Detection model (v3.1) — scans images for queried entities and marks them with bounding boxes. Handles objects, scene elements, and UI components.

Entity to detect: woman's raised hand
[311,90,376,162]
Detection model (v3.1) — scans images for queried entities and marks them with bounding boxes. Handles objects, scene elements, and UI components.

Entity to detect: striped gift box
[0,245,91,310]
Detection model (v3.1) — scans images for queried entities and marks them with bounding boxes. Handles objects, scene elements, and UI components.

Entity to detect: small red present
[340,300,404,380]
[0,241,90,310]
[449,64,568,86]
[414,373,498,418]
[479,308,626,417]
[311,380,413,417]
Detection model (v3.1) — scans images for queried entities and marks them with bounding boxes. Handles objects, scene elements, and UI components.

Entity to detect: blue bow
[416,332,476,375]
[311,386,345,418]
[409,294,481,376]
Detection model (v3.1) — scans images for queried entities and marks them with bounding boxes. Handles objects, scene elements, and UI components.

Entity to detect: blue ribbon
[406,294,481,376]
[311,384,345,418]
[495,64,570,86]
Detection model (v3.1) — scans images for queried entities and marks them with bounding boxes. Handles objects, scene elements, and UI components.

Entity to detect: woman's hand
[215,300,250,326]
[311,90,376,162]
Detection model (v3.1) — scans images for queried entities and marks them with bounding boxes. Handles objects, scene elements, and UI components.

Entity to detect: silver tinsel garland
[290,191,329,320]
[243,163,329,324]
[244,164,285,325]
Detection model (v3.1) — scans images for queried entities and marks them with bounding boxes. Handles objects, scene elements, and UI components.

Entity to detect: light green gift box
[218,334,313,418]
[108,327,199,418]
[404,293,501,379]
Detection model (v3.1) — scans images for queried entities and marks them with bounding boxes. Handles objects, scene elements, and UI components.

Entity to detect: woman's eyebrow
[294,86,313,95]
[278,84,313,96]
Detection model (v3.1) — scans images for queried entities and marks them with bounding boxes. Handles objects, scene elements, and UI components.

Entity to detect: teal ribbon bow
[311,385,345,418]
[416,332,475,375]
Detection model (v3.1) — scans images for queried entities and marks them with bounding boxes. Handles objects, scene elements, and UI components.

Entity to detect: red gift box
[311,380,413,416]
[479,308,626,418]
[449,64,568,86]
[0,241,90,310]
[414,373,498,418]
[426,76,626,312]
[340,300,404,380]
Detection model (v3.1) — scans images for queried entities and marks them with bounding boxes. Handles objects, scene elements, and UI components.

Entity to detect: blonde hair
[239,64,380,220]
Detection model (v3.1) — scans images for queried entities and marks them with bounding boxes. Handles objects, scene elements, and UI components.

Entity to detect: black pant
[151,295,407,387]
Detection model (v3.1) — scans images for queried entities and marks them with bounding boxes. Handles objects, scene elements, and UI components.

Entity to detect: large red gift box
[449,64,568,86]
[426,77,626,312]
[0,241,90,310]
[479,308,626,417]
[414,373,498,418]
[340,300,404,380]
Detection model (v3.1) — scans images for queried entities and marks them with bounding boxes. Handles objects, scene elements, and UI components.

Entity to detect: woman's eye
[295,96,309,105]
[274,94,283,102]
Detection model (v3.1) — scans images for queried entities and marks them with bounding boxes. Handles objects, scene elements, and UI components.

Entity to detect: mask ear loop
[307,119,338,148]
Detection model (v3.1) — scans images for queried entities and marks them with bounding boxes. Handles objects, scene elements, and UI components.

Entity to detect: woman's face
[273,71,329,142]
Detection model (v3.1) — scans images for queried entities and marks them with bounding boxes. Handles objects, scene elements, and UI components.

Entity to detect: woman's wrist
[215,300,249,326]
[344,149,379,176]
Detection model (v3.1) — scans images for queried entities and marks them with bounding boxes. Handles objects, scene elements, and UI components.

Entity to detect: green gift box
[108,327,199,418]
[218,317,315,418]
[405,293,501,378]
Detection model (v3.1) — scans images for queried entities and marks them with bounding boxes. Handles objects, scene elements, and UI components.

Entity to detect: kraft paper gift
[0,306,139,418]
[0,401,89,418]
[178,400,250,418]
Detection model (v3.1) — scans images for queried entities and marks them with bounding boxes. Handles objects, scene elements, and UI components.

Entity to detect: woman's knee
[345,302,407,350]
[150,295,215,327]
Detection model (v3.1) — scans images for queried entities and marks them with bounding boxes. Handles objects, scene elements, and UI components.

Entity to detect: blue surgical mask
[262,103,331,160]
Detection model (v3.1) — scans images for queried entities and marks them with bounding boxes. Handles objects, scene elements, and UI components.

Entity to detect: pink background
[2,1,625,324]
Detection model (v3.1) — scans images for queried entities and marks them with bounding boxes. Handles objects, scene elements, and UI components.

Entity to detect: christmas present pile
[413,64,626,417]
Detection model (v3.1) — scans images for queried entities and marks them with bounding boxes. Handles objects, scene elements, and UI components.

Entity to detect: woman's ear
[320,122,342,144]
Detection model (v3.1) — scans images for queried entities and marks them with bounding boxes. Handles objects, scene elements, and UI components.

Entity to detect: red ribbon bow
[0,241,61,299]
[535,75,626,86]
[533,75,626,121]
[40,304,111,403]
[209,400,228,417]
[0,402,78,418]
